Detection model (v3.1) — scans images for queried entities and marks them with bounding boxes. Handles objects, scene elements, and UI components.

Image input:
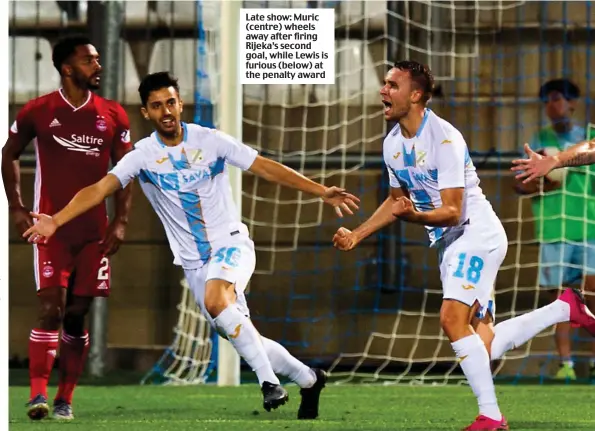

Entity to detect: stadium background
[7,0,595,386]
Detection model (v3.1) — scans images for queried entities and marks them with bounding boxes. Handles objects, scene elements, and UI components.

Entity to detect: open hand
[322,186,360,217]
[511,143,558,183]
[22,212,57,244]
[332,227,359,251]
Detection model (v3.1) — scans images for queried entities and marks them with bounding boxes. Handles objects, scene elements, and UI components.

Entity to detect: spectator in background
[514,78,595,380]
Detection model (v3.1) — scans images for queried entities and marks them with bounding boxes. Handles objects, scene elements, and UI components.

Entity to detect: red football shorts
[34,239,110,297]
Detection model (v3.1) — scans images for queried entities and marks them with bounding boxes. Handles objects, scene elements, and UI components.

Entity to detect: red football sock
[55,331,90,404]
[29,329,59,400]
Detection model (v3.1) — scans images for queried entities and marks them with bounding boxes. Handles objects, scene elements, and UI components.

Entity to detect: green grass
[9,384,595,430]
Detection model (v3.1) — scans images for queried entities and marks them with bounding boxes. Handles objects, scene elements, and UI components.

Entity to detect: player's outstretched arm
[248,155,359,217]
[22,174,123,243]
[512,140,595,183]
[334,187,405,251]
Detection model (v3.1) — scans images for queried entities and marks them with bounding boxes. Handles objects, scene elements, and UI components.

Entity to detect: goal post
[217,0,242,386]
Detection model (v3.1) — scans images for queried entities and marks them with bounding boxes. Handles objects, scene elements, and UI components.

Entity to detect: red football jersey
[9,89,131,243]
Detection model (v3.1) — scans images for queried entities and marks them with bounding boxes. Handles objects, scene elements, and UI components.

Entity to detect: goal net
[144,0,595,385]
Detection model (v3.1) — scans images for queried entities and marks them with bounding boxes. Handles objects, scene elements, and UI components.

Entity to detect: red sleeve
[9,100,37,143]
[113,103,132,152]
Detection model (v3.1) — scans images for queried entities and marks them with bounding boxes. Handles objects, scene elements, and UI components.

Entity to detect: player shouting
[332,60,595,431]
[21,71,360,419]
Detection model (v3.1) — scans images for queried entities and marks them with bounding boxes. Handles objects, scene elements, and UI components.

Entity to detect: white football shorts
[437,214,507,320]
[183,229,256,329]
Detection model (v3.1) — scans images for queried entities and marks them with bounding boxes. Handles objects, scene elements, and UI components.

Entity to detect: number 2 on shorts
[452,252,484,284]
[97,257,109,280]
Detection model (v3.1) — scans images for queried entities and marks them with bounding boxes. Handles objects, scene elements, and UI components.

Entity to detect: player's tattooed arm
[554,139,595,168]
[512,140,595,183]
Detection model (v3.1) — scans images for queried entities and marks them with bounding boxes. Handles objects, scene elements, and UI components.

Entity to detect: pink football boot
[463,415,509,431]
[559,288,595,336]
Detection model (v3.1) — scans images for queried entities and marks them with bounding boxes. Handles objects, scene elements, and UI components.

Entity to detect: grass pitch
[8,383,595,430]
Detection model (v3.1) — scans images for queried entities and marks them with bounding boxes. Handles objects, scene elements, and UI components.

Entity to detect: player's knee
[439,304,467,333]
[62,311,87,336]
[38,302,64,329]
[204,280,235,318]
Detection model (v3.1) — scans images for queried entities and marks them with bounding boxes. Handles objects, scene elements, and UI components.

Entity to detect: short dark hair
[52,35,93,74]
[539,78,580,101]
[138,72,180,106]
[393,60,435,104]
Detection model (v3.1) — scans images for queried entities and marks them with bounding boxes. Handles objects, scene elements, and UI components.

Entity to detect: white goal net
[146,0,595,386]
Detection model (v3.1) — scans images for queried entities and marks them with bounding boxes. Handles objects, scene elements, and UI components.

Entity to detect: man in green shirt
[514,79,595,380]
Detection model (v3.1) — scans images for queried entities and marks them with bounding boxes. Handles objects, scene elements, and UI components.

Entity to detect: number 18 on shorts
[440,236,505,320]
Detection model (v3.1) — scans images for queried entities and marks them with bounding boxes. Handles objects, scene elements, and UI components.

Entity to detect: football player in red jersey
[1,35,133,420]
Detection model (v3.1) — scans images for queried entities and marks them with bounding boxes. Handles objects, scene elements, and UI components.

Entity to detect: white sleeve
[109,148,145,188]
[386,164,401,189]
[436,134,467,190]
[214,130,258,170]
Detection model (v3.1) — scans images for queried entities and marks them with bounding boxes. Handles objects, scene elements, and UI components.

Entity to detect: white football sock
[261,336,316,388]
[213,304,279,385]
[491,300,570,360]
[452,334,501,421]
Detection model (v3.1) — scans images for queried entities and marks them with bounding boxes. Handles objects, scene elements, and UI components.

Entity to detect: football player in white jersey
[22,71,360,419]
[332,61,595,431]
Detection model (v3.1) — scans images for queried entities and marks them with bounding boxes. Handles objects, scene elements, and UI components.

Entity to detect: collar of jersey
[155,122,188,148]
[392,108,430,139]
[416,108,430,138]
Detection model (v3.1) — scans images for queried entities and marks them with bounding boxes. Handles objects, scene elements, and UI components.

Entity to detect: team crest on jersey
[416,150,427,166]
[187,149,203,164]
[42,264,54,278]
[96,115,107,132]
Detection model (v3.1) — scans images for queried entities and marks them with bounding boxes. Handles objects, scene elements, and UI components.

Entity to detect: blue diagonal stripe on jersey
[139,169,159,185]
[395,169,414,189]
[410,189,434,211]
[178,190,211,262]
[429,227,444,243]
[139,170,180,191]
[427,169,438,181]
[209,157,225,178]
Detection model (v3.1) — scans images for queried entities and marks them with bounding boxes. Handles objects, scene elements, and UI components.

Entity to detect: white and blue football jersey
[383,109,498,246]
[109,122,258,268]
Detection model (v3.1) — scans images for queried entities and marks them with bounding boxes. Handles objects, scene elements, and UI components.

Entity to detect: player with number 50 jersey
[21,71,361,420]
